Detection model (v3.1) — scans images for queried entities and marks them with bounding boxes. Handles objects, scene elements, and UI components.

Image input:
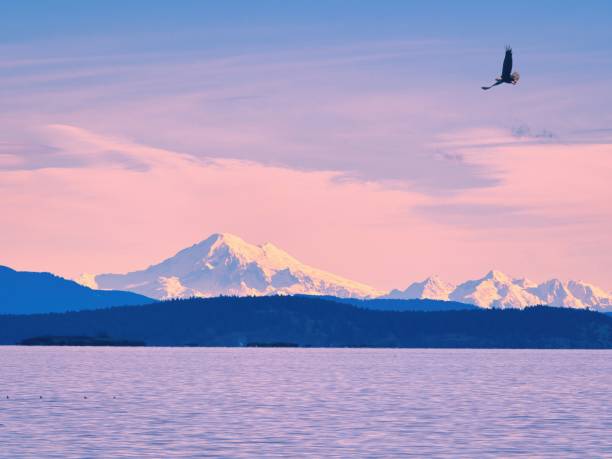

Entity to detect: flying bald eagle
[481,46,520,90]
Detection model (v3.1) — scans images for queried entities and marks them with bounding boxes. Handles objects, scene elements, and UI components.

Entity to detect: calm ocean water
[0,347,610,458]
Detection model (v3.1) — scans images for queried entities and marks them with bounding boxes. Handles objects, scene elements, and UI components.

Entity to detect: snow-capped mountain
[389,270,612,311]
[383,275,455,301]
[449,270,542,309]
[84,233,382,300]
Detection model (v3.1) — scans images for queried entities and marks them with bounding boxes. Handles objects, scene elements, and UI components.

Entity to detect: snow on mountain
[530,279,582,308]
[383,275,455,301]
[387,270,612,311]
[512,277,539,289]
[449,270,542,309]
[566,280,612,309]
[87,233,383,300]
[530,279,612,309]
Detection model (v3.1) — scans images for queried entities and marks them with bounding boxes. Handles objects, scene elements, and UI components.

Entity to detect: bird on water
[482,46,520,90]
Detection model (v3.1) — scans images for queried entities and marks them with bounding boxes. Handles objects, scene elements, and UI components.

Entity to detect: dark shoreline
[1,296,611,349]
[6,344,612,350]
[19,336,146,347]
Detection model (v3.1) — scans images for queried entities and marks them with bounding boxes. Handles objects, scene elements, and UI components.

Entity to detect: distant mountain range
[2,233,610,314]
[79,233,612,311]
[386,271,612,311]
[0,265,154,314]
[0,263,476,315]
[0,264,475,314]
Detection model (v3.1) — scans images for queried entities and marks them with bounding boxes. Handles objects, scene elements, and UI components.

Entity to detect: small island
[19,335,146,347]
[246,342,299,348]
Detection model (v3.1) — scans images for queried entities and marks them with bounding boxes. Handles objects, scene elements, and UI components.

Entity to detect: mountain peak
[484,270,512,283]
[92,233,382,299]
[382,275,455,301]
[211,232,252,248]
[202,232,248,248]
[424,274,446,284]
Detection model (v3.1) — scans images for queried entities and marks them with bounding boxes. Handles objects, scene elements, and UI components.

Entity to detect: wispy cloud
[2,124,612,291]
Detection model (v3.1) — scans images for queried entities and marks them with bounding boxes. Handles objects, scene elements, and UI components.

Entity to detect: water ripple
[0,347,611,458]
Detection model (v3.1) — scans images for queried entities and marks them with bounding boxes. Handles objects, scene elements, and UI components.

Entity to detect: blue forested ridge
[1,295,611,348]
[0,265,155,314]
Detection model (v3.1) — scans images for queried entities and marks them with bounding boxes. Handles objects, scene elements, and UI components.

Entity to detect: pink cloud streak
[1,125,611,291]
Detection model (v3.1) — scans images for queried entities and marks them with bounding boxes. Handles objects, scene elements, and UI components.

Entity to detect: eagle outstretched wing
[501,46,513,79]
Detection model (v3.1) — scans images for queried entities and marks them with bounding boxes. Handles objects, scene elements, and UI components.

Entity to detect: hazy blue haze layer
[1,347,610,458]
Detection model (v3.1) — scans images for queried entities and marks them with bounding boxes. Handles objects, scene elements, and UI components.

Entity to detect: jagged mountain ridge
[82,233,612,310]
[389,270,612,311]
[87,233,383,299]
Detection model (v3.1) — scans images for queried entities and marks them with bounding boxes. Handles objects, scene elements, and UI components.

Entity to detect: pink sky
[2,123,611,291]
[1,37,612,291]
